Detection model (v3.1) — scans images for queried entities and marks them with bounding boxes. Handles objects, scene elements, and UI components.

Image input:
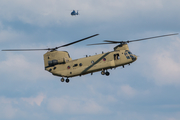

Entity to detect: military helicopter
[2,33,178,83]
[71,10,79,16]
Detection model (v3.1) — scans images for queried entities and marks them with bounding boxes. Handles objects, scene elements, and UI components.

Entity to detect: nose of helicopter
[131,55,138,61]
[134,55,138,61]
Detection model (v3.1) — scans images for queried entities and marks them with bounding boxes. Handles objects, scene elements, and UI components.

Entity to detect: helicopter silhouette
[71,10,79,16]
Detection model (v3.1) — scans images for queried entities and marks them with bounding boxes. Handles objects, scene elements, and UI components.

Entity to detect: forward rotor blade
[104,33,178,44]
[56,34,99,49]
[127,33,178,43]
[2,48,52,51]
[103,40,123,43]
[87,42,117,46]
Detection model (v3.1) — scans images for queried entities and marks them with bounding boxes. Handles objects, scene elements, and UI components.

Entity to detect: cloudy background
[0,0,180,120]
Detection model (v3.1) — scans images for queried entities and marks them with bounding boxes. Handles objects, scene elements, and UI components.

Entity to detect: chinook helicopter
[2,33,178,83]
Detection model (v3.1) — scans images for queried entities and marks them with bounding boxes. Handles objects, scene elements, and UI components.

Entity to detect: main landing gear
[60,78,70,83]
[101,70,110,76]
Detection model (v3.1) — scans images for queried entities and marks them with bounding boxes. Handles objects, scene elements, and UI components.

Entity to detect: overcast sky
[0,0,180,120]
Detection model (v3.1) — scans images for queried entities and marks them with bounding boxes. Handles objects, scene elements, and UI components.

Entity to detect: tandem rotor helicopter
[2,33,178,83]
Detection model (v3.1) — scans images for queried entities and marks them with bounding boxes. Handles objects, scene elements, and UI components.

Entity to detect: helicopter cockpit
[125,50,136,61]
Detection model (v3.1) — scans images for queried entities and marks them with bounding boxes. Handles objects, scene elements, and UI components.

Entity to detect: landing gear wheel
[61,78,64,82]
[105,71,110,76]
[66,78,70,83]
[101,71,105,75]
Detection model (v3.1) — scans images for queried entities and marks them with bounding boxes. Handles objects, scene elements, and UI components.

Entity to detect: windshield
[126,50,132,55]
[125,50,136,61]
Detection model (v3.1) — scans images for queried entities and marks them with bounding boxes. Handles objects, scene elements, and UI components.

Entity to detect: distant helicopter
[2,33,178,83]
[71,10,79,16]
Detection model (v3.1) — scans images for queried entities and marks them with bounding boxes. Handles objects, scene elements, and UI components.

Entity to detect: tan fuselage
[43,44,137,78]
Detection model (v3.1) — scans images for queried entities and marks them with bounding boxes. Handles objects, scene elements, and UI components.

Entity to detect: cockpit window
[128,51,132,54]
[124,51,131,59]
[125,50,132,55]
[126,56,130,59]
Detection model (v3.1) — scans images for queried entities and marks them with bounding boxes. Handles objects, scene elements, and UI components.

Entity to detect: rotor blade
[2,34,99,51]
[104,33,178,44]
[87,42,117,46]
[56,34,99,49]
[127,33,178,43]
[2,48,52,51]
[103,40,123,43]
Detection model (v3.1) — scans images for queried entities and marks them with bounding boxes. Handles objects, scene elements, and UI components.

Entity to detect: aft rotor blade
[2,48,51,51]
[2,34,99,51]
[56,34,99,49]
[127,33,178,43]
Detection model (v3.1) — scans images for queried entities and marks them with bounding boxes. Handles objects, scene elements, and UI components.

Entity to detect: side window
[48,61,53,66]
[79,63,82,66]
[114,54,120,60]
[48,60,58,66]
[52,60,58,65]
[73,64,78,67]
